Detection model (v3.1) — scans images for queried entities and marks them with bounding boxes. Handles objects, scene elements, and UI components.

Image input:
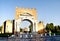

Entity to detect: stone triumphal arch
[15,7,38,33]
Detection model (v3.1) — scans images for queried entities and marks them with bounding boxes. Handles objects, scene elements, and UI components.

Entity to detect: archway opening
[19,19,33,33]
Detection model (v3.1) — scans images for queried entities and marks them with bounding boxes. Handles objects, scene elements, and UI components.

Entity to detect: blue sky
[0,0,60,27]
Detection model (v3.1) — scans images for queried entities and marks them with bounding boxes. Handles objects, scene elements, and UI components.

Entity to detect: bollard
[45,33,47,36]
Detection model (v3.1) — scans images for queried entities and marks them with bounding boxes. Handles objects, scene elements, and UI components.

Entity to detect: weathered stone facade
[2,7,45,34]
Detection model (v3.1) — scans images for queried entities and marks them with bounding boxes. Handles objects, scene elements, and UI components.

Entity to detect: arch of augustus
[2,7,45,34]
[15,7,38,33]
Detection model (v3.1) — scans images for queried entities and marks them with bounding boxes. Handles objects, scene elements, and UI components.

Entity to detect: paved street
[1,34,60,41]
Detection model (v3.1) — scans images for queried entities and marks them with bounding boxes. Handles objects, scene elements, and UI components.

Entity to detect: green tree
[54,26,60,35]
[45,23,54,33]
[29,24,33,33]
[45,23,50,32]
[50,23,54,30]
[0,26,2,31]
[46,23,60,35]
[20,28,23,32]
[58,25,60,30]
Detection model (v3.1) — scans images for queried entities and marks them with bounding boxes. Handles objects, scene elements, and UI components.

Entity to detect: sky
[0,0,60,27]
